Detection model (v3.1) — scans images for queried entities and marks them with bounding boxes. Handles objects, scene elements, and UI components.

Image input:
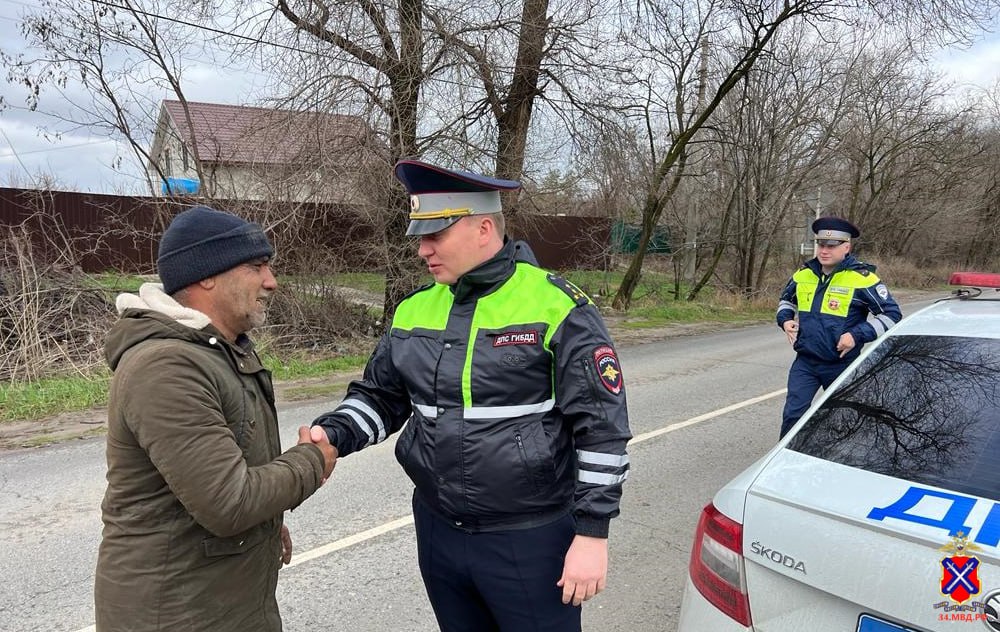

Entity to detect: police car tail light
[689,503,752,626]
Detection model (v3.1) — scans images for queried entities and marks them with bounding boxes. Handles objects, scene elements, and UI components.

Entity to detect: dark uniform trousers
[413,496,581,632]
[780,354,851,437]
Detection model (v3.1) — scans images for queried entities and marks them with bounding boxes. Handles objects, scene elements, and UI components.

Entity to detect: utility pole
[684,36,711,283]
[812,186,822,258]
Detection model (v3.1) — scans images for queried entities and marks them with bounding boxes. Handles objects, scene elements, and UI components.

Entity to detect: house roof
[159,100,371,166]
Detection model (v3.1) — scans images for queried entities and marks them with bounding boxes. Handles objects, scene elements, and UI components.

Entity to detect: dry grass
[866,255,956,290]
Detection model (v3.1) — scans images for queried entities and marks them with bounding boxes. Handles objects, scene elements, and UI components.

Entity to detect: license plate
[857,614,916,632]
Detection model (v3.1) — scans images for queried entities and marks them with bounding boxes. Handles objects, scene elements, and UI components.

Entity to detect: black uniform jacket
[314,240,632,537]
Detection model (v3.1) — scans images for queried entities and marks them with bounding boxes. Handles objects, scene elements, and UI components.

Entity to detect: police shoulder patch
[593,345,623,395]
[547,274,590,306]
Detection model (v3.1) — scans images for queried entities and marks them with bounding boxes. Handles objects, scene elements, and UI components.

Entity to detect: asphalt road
[0,301,936,632]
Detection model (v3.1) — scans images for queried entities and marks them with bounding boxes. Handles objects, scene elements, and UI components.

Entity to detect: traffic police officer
[776,216,901,438]
[312,160,632,631]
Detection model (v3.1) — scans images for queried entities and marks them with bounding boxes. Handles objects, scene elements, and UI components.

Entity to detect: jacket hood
[105,283,216,370]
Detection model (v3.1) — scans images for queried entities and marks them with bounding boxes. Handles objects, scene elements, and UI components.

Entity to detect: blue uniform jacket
[776,254,901,363]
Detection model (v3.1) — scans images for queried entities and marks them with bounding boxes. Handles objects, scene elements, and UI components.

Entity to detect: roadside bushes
[0,227,116,383]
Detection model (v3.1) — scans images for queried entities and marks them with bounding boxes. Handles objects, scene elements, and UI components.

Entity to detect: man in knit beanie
[95,205,336,632]
[156,204,275,296]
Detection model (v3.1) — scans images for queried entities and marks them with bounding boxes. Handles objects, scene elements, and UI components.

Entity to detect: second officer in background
[776,216,901,438]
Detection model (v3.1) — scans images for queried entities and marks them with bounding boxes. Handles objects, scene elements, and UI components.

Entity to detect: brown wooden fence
[0,188,610,273]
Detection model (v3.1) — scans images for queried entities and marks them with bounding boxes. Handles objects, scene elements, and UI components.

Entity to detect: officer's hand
[557,535,608,606]
[836,332,856,358]
[782,320,798,345]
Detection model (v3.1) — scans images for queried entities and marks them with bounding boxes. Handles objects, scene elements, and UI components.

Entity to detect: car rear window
[788,335,1000,500]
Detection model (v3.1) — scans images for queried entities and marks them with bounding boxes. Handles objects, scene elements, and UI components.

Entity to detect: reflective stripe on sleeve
[463,399,555,419]
[578,469,630,486]
[874,313,896,332]
[777,300,796,314]
[340,398,386,443]
[338,408,374,447]
[870,318,887,336]
[576,449,629,468]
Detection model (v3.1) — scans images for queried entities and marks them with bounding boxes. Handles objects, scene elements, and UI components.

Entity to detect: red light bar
[949,272,1000,288]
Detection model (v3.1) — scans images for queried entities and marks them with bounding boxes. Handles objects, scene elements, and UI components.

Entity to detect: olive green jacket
[95,284,325,631]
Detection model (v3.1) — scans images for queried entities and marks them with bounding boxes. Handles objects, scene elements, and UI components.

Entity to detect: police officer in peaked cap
[395,159,520,237]
[310,159,633,631]
[776,215,901,438]
[812,216,860,244]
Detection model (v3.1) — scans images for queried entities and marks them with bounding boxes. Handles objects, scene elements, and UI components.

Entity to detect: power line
[8,0,541,99]
[6,0,539,108]
[4,137,119,155]
[86,0,331,59]
[4,0,331,62]
[0,127,31,175]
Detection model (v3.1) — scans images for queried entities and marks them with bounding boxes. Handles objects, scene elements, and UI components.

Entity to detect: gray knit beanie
[157,206,274,295]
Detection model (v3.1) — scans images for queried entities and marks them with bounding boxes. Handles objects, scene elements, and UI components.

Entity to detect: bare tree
[270,0,431,319]
[610,0,999,310]
[827,53,979,257]
[960,82,1000,267]
[0,0,218,194]
[685,23,859,300]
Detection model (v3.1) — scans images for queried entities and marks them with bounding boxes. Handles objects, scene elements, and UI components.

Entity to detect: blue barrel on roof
[162,177,200,195]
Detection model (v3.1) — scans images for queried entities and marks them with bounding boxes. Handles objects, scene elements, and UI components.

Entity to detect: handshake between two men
[298,425,337,484]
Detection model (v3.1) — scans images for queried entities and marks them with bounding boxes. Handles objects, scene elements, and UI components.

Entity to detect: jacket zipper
[515,432,539,493]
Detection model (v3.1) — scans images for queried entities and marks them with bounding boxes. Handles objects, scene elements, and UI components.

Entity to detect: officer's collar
[451,238,518,303]
[809,253,859,276]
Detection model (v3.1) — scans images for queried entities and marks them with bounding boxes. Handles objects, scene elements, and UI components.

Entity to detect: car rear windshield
[788,334,1000,501]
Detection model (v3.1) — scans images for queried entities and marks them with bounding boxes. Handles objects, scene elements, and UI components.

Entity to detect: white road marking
[71,388,785,632]
[628,388,786,446]
[284,515,415,569]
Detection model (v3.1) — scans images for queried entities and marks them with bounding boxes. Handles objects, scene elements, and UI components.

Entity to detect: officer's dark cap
[812,216,860,246]
[394,160,521,236]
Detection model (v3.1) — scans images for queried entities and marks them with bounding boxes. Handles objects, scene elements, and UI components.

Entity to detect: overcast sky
[0,0,280,194]
[1,0,999,195]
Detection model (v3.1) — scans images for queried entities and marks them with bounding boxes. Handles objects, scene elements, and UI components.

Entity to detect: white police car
[678,272,1000,632]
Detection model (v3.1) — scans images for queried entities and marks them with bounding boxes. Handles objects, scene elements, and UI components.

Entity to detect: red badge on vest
[493,330,539,347]
[593,345,623,395]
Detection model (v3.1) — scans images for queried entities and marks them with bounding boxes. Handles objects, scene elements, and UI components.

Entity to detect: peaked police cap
[812,216,860,244]
[394,159,521,236]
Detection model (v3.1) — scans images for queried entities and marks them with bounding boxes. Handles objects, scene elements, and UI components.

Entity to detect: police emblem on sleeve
[593,345,623,395]
[876,283,889,300]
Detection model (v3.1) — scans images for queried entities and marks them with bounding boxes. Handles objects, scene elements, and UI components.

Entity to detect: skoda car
[678,272,1000,632]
